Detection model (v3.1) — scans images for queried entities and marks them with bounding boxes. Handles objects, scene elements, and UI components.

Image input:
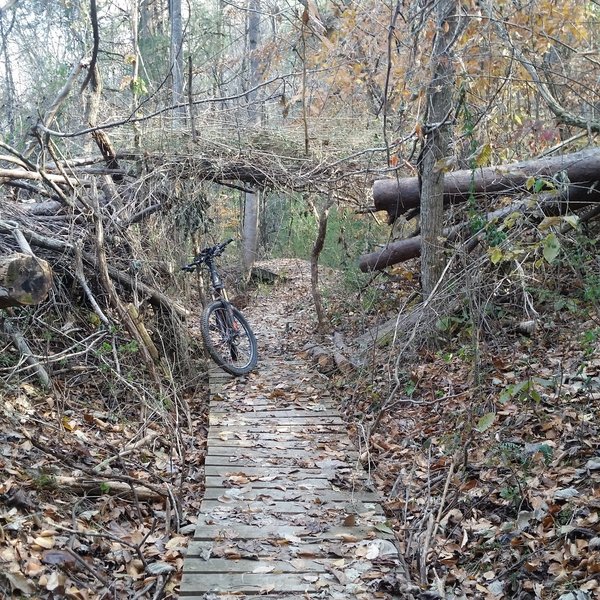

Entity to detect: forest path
[179,260,402,599]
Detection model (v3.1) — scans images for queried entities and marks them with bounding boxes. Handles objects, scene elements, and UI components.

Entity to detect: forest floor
[0,257,599,599]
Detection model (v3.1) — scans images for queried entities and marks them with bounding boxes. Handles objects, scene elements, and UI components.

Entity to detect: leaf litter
[2,256,598,599]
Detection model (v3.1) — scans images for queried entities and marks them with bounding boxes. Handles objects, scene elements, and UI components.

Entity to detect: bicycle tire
[201,300,258,376]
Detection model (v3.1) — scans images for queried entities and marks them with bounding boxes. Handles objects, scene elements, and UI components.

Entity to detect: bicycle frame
[182,239,257,375]
[204,255,229,302]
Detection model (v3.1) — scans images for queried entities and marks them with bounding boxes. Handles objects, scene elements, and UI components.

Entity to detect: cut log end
[0,253,53,308]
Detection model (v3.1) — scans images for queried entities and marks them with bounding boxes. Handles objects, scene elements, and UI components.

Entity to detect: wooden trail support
[360,147,600,272]
[180,361,408,598]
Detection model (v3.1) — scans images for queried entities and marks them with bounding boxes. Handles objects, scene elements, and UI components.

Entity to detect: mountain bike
[182,239,258,376]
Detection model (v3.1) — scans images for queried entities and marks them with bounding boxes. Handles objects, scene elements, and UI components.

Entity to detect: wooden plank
[207,430,349,442]
[184,538,397,561]
[210,394,332,404]
[205,475,366,491]
[202,487,379,502]
[204,465,365,478]
[210,401,335,412]
[206,437,352,448]
[205,449,354,460]
[204,446,358,468]
[183,557,327,574]
[210,413,343,424]
[192,523,392,541]
[179,571,332,594]
[194,510,387,533]
[209,423,347,433]
[199,499,384,514]
[179,596,326,600]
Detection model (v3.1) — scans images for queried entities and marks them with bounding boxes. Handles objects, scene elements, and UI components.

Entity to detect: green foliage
[475,412,496,432]
[499,378,547,404]
[581,328,600,357]
[33,472,57,489]
[500,485,521,505]
[268,198,386,269]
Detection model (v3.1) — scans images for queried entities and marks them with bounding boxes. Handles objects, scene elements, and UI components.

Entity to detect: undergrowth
[326,209,600,599]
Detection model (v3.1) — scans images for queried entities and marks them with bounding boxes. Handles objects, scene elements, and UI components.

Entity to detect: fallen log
[51,475,163,500]
[0,167,78,187]
[0,253,53,308]
[360,192,600,272]
[359,238,422,272]
[374,147,600,222]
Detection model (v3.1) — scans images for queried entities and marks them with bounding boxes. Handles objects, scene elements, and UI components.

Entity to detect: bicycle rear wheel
[201,300,258,376]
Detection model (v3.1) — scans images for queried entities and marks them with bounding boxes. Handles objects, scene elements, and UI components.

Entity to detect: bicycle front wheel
[201,300,258,376]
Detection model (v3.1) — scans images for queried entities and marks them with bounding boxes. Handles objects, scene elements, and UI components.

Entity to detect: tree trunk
[0,9,17,140]
[241,0,262,279]
[420,0,463,297]
[0,253,52,308]
[359,238,422,272]
[169,0,185,124]
[374,148,600,222]
[242,190,260,279]
[309,196,334,335]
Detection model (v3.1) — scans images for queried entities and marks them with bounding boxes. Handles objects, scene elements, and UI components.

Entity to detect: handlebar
[181,238,234,272]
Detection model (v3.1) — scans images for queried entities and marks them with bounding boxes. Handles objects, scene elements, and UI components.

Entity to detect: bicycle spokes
[203,303,256,374]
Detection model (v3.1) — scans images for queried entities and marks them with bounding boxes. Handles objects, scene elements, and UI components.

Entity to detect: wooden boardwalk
[179,358,401,599]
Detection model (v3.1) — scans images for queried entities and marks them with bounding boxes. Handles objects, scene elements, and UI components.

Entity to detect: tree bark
[169,0,185,124]
[242,190,260,280]
[374,148,600,222]
[359,238,422,272]
[309,196,334,335]
[0,253,52,308]
[419,0,463,298]
[241,0,262,280]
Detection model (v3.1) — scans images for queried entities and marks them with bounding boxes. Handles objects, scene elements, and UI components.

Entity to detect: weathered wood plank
[210,413,344,425]
[211,417,346,434]
[179,596,327,600]
[184,538,398,562]
[205,475,366,491]
[210,401,335,412]
[202,487,379,502]
[204,446,358,468]
[206,445,358,466]
[192,523,391,541]
[199,499,384,514]
[204,465,365,479]
[183,557,328,573]
[179,571,329,594]
[206,436,352,448]
[207,430,349,441]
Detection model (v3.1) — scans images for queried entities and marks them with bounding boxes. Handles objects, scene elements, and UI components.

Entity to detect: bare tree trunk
[241,0,261,280]
[169,0,185,125]
[131,0,142,148]
[0,9,17,141]
[308,196,334,335]
[420,0,464,298]
[242,189,260,277]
